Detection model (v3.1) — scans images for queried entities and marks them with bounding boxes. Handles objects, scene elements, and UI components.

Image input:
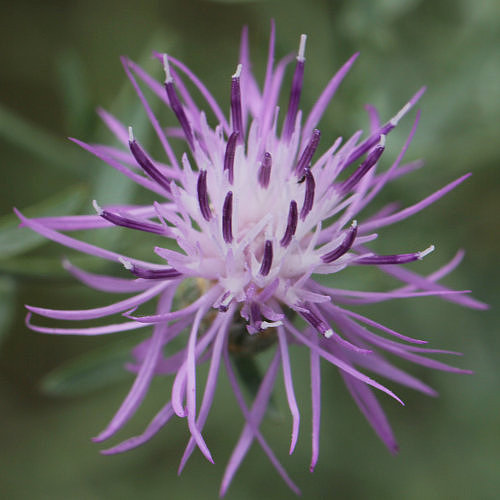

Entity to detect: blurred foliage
[0,0,498,499]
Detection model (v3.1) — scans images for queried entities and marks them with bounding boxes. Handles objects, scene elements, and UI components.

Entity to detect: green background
[0,0,498,499]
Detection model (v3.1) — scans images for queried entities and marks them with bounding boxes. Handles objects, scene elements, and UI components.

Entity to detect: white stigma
[163,54,173,83]
[261,320,283,330]
[418,244,435,260]
[118,256,133,270]
[92,199,103,215]
[220,293,233,308]
[323,328,334,339]
[232,64,242,79]
[351,220,358,229]
[390,101,412,127]
[128,126,134,142]
[297,34,307,62]
[379,134,386,147]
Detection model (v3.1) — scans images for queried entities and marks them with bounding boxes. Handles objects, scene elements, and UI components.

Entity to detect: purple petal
[62,260,152,293]
[26,313,149,336]
[309,333,321,472]
[184,305,214,463]
[341,372,398,453]
[302,52,359,143]
[93,289,175,442]
[101,402,174,455]
[221,347,300,496]
[285,319,405,406]
[121,57,180,170]
[15,209,162,268]
[277,326,300,454]
[26,282,168,320]
[178,309,234,472]
[360,174,472,232]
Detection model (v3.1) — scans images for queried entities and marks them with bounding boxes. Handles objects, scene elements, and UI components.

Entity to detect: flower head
[17,23,486,496]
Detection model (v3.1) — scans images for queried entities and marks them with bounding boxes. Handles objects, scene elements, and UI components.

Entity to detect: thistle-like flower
[16,24,486,496]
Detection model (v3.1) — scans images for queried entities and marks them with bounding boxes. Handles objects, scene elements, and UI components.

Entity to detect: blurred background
[0,0,498,498]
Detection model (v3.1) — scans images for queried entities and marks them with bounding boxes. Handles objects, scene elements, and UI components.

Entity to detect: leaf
[233,354,280,420]
[40,340,135,397]
[233,355,263,400]
[0,185,87,260]
[204,0,265,3]
[0,276,16,346]
[0,103,88,175]
[56,50,93,137]
[0,255,102,280]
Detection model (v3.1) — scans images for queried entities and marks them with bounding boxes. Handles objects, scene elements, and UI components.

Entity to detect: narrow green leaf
[233,355,264,399]
[0,276,16,346]
[0,103,87,175]
[233,354,280,420]
[0,256,100,280]
[56,50,93,137]
[40,340,135,397]
[0,185,87,260]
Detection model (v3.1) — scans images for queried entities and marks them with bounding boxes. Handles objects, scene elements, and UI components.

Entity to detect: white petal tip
[418,245,435,259]
[118,256,133,270]
[163,54,173,83]
[260,321,283,330]
[298,34,307,61]
[232,63,242,79]
[92,200,103,215]
[390,102,412,127]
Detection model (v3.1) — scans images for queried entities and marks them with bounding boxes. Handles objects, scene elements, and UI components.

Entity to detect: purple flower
[16,23,486,496]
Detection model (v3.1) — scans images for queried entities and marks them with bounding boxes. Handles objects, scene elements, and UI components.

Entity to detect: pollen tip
[298,34,307,62]
[419,244,435,259]
[390,102,412,127]
[163,53,173,83]
[92,199,103,215]
[352,219,358,228]
[379,134,386,147]
[118,256,133,270]
[128,126,134,142]
[232,63,242,79]
[261,320,283,330]
[324,328,334,339]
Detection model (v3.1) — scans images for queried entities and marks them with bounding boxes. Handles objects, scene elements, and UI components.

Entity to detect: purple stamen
[163,55,195,150]
[283,34,306,140]
[340,85,424,168]
[258,152,272,188]
[342,134,383,170]
[259,240,273,276]
[128,131,172,194]
[300,168,315,220]
[93,201,166,235]
[231,64,243,139]
[280,200,298,247]
[321,221,358,263]
[250,302,262,327]
[295,129,321,177]
[222,191,233,244]
[356,245,434,265]
[197,170,212,221]
[119,257,181,279]
[224,131,239,184]
[299,306,333,338]
[338,136,385,195]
